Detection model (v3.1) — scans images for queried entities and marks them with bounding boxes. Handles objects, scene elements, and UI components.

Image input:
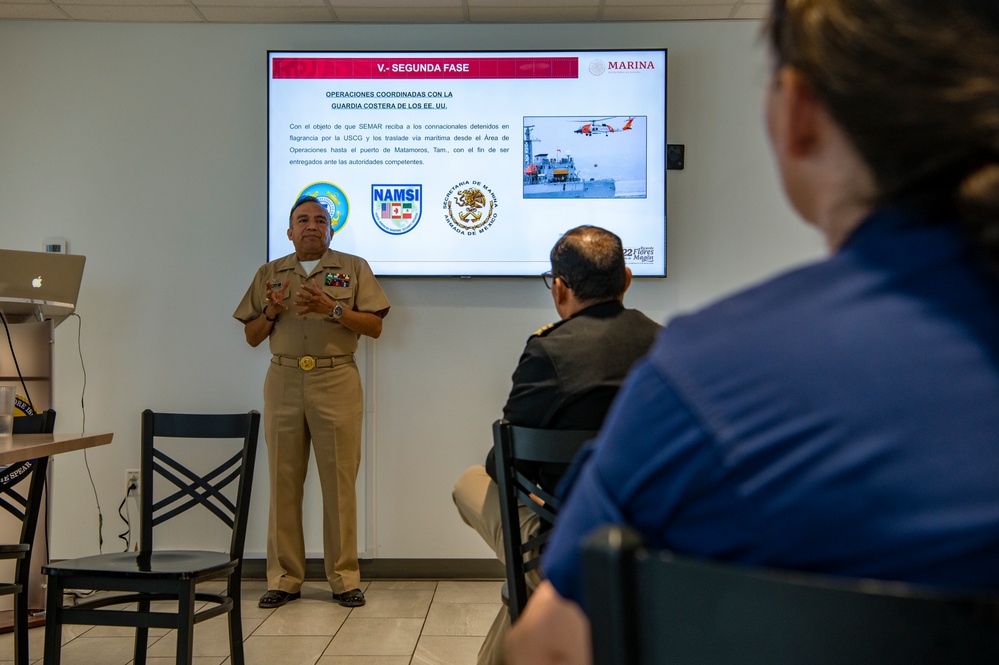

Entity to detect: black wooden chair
[492,419,595,623]
[582,525,999,665]
[42,409,260,665]
[1,409,56,665]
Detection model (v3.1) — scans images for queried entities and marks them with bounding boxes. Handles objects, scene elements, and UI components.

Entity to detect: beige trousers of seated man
[453,464,542,665]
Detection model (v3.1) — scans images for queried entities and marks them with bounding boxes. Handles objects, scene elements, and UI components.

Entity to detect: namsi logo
[371,184,422,235]
[607,60,656,72]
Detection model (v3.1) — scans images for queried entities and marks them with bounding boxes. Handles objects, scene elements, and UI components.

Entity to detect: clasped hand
[265,280,290,314]
[294,279,335,317]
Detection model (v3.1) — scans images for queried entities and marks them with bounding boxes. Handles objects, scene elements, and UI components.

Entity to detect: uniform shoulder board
[531,321,560,338]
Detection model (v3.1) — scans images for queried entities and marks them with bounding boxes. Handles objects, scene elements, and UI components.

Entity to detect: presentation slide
[268,49,667,277]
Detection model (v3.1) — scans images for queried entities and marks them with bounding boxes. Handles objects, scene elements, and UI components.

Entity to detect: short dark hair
[550,226,627,303]
[288,195,328,227]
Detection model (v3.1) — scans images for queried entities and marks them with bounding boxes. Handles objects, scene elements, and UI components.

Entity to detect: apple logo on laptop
[31,276,42,288]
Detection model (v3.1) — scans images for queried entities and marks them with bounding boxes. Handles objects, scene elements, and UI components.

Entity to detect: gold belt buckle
[298,355,316,371]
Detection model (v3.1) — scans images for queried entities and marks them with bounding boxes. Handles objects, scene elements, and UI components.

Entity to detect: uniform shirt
[544,207,999,602]
[485,300,661,487]
[233,249,390,356]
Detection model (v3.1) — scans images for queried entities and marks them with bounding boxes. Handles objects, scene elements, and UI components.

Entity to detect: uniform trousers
[264,360,362,594]
[452,464,541,665]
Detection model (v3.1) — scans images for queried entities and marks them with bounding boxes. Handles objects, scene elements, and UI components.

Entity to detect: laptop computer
[0,249,86,327]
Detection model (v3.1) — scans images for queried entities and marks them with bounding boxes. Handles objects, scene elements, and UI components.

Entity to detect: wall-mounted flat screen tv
[268,49,667,277]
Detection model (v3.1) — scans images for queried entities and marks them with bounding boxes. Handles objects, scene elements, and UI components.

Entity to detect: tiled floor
[0,579,504,665]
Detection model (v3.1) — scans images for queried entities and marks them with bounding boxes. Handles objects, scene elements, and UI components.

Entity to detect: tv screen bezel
[267,47,668,279]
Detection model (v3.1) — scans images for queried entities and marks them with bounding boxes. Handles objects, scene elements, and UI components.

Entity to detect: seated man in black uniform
[452,224,660,665]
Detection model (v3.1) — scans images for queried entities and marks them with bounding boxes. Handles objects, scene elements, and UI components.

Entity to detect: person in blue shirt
[507,1,999,663]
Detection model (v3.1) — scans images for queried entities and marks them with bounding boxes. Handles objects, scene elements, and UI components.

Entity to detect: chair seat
[43,550,235,581]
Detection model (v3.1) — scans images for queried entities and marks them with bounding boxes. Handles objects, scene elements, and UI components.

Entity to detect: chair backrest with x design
[4,410,55,665]
[139,410,258,561]
[5,410,56,544]
[493,419,596,623]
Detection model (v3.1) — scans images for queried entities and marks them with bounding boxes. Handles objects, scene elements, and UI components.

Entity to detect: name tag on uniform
[326,273,350,288]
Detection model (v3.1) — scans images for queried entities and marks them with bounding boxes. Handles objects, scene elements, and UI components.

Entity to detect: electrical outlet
[125,469,140,498]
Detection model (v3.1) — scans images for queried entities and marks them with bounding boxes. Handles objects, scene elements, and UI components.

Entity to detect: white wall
[0,19,823,561]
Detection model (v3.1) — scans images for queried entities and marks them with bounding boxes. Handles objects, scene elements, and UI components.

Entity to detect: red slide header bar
[272,57,579,80]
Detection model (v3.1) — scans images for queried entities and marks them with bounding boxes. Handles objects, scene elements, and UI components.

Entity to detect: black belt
[271,354,354,371]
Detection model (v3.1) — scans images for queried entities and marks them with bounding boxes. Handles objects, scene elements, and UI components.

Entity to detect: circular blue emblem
[298,182,350,235]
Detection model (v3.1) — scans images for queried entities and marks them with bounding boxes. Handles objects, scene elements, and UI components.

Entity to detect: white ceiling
[0,0,768,24]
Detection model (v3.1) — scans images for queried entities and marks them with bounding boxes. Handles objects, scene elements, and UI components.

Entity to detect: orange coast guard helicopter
[573,116,634,136]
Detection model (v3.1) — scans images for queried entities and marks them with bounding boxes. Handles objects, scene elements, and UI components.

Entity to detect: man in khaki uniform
[234,195,390,608]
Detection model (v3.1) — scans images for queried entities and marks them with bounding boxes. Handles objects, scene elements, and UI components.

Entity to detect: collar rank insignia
[326,273,350,288]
